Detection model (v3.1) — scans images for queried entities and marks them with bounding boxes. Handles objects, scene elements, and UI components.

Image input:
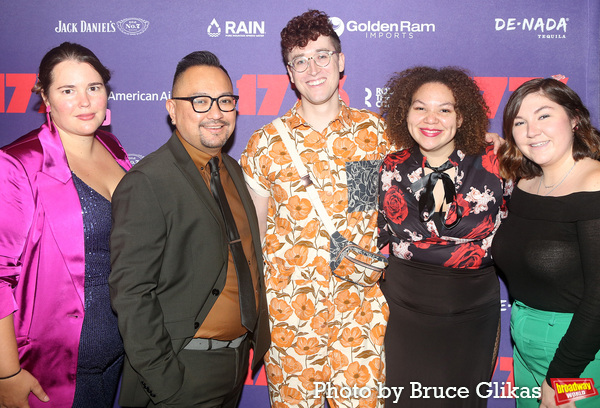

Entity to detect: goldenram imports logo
[329,18,435,39]
[495,17,568,39]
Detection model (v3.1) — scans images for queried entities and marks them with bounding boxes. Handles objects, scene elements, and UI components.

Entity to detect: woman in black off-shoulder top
[492,78,600,408]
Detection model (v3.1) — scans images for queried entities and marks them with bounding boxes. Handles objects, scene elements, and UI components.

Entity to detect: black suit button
[212,289,220,296]
[151,393,156,398]
[194,322,200,329]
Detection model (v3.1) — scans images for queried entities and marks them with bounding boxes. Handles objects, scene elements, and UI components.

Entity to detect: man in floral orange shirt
[241,10,390,408]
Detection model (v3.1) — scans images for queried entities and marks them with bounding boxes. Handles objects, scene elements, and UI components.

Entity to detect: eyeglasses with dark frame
[287,50,338,73]
[171,95,239,113]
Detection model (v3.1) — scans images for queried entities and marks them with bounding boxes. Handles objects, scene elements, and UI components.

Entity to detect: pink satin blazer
[0,121,131,407]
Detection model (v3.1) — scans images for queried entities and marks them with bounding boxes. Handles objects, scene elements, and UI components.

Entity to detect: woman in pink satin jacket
[0,43,131,408]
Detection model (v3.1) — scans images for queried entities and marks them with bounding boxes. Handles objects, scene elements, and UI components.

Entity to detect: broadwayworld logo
[552,378,598,405]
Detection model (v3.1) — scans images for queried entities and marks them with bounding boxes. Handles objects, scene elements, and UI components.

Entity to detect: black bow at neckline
[410,159,462,229]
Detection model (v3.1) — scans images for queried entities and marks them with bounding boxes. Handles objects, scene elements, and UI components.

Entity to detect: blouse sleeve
[377,158,391,249]
[546,216,600,382]
[0,151,35,319]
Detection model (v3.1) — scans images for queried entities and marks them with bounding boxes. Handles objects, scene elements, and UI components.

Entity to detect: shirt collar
[176,130,222,169]
[286,99,353,131]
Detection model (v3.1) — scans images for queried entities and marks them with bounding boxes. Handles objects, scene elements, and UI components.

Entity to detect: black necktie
[208,157,257,331]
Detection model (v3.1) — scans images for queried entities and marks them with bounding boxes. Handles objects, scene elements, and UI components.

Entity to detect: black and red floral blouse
[378,145,509,269]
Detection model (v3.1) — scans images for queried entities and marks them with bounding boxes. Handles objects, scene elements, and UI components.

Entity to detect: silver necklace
[536,161,577,196]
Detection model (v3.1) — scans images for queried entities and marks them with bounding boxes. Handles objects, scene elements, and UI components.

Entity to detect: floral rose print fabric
[378,145,508,269]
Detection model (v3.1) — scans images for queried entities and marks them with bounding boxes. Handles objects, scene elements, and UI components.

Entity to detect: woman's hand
[0,314,48,408]
[485,132,504,155]
[0,368,48,408]
[539,379,576,408]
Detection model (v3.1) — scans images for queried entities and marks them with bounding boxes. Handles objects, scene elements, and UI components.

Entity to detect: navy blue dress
[71,173,124,408]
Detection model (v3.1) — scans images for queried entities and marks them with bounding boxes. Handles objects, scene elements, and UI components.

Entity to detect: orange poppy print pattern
[241,101,392,408]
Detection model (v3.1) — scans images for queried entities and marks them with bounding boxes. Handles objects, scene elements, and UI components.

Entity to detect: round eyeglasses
[287,50,338,73]
[171,95,239,113]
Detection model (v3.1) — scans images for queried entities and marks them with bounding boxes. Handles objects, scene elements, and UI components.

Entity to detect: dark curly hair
[380,66,490,155]
[280,10,341,63]
[499,77,600,181]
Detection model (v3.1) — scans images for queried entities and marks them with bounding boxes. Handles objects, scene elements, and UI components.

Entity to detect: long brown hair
[499,78,600,181]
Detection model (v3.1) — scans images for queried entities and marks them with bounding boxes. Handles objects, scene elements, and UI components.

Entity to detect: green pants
[511,300,600,407]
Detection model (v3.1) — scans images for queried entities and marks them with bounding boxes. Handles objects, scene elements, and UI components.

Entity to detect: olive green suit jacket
[109,133,269,406]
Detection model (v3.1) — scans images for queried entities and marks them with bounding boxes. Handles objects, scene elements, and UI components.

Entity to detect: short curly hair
[380,66,490,155]
[280,10,341,63]
[499,77,600,181]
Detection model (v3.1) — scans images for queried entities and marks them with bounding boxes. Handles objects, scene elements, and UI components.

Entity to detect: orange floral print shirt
[241,100,390,283]
[241,100,392,407]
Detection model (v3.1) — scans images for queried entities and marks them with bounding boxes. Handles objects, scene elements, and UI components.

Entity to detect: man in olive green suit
[109,51,269,407]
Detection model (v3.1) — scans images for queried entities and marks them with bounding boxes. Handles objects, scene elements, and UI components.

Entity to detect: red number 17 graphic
[474,76,569,119]
[0,74,38,113]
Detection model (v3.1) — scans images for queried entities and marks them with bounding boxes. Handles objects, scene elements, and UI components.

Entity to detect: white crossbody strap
[272,118,337,235]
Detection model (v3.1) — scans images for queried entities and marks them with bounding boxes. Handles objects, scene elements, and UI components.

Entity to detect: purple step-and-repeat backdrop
[1,1,598,407]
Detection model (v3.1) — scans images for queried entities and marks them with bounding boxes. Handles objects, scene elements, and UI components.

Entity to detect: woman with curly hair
[492,78,600,408]
[378,66,507,407]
